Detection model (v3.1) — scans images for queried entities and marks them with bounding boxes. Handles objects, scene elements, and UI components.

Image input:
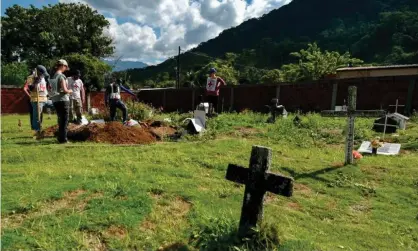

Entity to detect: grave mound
[43,121,178,144]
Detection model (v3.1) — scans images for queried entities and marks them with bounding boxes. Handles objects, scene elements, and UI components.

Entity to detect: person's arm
[60,76,72,94]
[23,79,31,98]
[217,77,226,87]
[120,84,136,97]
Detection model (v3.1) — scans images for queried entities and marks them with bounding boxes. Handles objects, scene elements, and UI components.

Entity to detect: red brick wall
[2,76,417,114]
[1,89,134,114]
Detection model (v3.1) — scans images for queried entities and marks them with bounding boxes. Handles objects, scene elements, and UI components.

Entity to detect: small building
[388,113,409,130]
[336,64,418,79]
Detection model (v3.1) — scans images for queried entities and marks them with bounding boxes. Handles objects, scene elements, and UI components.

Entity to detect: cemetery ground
[1,111,418,251]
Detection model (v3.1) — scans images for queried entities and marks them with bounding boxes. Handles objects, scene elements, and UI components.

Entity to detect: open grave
[43,121,178,144]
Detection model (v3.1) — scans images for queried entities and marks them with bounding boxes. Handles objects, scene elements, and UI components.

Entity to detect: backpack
[47,73,65,98]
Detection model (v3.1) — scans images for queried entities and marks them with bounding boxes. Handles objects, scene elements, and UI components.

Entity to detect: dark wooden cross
[321,86,385,165]
[225,145,294,236]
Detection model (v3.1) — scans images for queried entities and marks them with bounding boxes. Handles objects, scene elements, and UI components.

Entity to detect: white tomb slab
[358,141,401,155]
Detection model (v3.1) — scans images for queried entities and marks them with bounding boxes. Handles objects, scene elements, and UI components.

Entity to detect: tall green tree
[280,43,363,82]
[46,53,111,91]
[1,3,114,66]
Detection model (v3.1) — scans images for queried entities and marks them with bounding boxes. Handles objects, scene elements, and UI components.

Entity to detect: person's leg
[53,102,64,142]
[75,98,82,123]
[62,101,70,142]
[69,99,75,123]
[110,100,117,121]
[213,96,219,114]
[116,100,128,122]
[28,100,34,129]
[31,102,39,131]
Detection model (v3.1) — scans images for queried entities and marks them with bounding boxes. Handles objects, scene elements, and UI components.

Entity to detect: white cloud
[60,0,292,64]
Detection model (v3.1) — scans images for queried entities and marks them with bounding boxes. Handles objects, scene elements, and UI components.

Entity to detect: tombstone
[185,110,206,134]
[321,86,385,165]
[225,146,294,236]
[266,98,287,123]
[357,141,401,155]
[388,113,409,130]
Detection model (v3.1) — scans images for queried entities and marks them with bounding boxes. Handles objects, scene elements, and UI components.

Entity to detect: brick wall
[2,76,417,114]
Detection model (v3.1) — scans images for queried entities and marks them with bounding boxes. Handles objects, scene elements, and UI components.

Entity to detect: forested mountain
[126,0,418,87]
[103,60,147,72]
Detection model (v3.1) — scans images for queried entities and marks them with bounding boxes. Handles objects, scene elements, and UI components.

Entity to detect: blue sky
[2,0,291,64]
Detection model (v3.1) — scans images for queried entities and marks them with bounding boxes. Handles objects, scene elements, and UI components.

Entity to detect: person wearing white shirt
[67,70,85,124]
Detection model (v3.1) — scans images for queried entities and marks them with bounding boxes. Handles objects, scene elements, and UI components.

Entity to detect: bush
[125,101,157,121]
[1,62,29,86]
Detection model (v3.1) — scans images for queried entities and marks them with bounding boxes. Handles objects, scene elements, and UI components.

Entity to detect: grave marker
[321,86,385,165]
[225,146,294,236]
[389,99,405,113]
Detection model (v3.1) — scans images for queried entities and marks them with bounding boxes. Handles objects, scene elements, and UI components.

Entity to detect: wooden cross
[389,99,405,113]
[225,146,294,236]
[321,86,385,165]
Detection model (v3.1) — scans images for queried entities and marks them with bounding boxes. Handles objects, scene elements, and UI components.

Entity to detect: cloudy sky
[2,0,292,64]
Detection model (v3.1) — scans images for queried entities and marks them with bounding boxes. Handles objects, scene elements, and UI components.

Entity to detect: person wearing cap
[49,59,72,143]
[105,78,136,123]
[26,65,49,138]
[68,70,85,124]
[23,69,36,129]
[206,68,226,115]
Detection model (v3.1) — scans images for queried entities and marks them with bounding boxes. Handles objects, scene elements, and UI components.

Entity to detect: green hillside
[126,0,418,87]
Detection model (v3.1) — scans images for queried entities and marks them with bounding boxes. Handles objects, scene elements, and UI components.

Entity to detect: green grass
[1,112,418,251]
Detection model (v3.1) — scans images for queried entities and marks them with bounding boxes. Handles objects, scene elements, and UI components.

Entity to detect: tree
[46,53,111,91]
[1,3,114,66]
[260,69,281,85]
[280,43,363,82]
[1,62,30,86]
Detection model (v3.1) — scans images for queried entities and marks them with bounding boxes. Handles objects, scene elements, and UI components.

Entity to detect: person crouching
[105,78,137,123]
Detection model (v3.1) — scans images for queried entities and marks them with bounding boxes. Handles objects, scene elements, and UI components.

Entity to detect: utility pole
[177,46,181,89]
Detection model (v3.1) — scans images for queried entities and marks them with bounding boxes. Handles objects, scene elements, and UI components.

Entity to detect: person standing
[68,70,85,124]
[206,68,226,115]
[23,69,35,129]
[49,59,72,144]
[29,65,49,139]
[105,78,136,123]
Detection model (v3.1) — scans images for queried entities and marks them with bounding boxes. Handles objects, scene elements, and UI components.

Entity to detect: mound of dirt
[43,120,179,144]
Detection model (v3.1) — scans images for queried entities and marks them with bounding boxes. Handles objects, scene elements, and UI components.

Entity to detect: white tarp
[189,118,205,132]
[124,119,140,127]
[81,116,89,126]
[90,119,105,124]
[358,141,401,155]
[194,110,206,128]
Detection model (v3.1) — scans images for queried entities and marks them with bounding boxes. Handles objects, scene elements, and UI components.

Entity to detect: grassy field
[1,112,418,251]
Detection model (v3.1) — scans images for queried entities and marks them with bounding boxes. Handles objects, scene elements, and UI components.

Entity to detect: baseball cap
[209,68,217,74]
[57,59,69,69]
[74,70,81,77]
[36,65,50,78]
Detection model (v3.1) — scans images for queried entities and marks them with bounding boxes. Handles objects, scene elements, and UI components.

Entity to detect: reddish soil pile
[43,121,178,144]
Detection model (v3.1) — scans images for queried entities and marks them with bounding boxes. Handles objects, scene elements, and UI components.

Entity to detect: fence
[1,76,417,115]
[137,76,418,114]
